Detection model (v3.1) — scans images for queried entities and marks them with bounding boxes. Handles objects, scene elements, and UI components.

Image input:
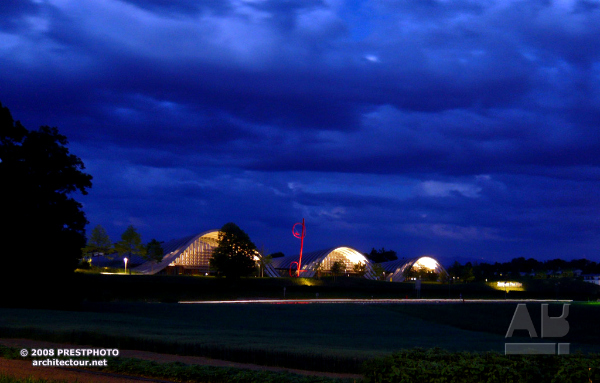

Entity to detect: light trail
[179,299,573,305]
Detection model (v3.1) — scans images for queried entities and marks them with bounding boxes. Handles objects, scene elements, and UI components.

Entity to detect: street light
[124,257,128,274]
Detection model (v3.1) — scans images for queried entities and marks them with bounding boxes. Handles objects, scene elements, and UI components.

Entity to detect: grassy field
[381,302,600,351]
[1,301,600,373]
[0,302,505,354]
[2,275,599,373]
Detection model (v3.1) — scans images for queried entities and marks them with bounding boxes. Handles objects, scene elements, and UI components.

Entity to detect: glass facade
[320,249,357,272]
[169,232,220,273]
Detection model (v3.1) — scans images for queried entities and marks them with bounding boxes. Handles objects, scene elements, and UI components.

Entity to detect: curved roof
[132,230,280,277]
[133,230,220,274]
[379,256,447,282]
[378,258,407,273]
[272,246,376,279]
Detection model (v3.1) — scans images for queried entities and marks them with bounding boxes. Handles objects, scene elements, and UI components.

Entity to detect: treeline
[447,257,600,283]
[81,224,164,266]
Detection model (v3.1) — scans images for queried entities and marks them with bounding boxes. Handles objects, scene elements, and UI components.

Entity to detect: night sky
[2,0,600,264]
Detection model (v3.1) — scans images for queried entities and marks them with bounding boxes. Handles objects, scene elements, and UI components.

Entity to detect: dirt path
[0,338,362,382]
[0,358,180,383]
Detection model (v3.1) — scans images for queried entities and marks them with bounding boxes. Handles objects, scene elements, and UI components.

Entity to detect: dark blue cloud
[118,0,231,16]
[0,0,40,32]
[2,0,600,262]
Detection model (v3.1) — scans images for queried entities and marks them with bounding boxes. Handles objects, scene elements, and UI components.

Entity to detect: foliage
[82,224,112,260]
[0,102,92,302]
[447,261,475,283]
[270,251,285,258]
[114,225,145,259]
[210,222,257,278]
[0,374,67,383]
[405,267,439,282]
[144,238,164,274]
[145,239,164,263]
[366,248,398,263]
[353,262,367,276]
[437,269,449,283]
[371,263,386,280]
[330,261,345,276]
[461,263,475,282]
[362,348,600,383]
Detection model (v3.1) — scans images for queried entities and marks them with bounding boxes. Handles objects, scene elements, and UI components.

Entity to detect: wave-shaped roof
[379,256,447,282]
[133,230,220,274]
[272,246,376,279]
[132,230,280,277]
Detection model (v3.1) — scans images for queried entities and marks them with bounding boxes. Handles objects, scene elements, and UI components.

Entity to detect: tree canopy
[114,225,145,259]
[366,248,398,263]
[82,224,112,259]
[1,102,92,295]
[209,222,257,278]
[144,238,164,274]
[352,261,367,276]
[145,239,165,263]
[330,260,345,276]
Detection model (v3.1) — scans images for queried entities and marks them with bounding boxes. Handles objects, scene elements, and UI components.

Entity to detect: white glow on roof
[414,256,439,270]
[333,247,367,265]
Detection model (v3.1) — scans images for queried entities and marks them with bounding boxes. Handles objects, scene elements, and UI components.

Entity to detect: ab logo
[505,303,570,355]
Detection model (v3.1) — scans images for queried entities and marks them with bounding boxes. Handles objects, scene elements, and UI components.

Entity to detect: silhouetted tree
[372,263,386,280]
[210,223,257,278]
[114,225,145,259]
[145,239,164,274]
[366,248,398,263]
[353,261,367,277]
[447,261,463,280]
[330,261,345,279]
[82,224,112,264]
[462,262,475,283]
[145,239,164,263]
[1,102,92,304]
[84,225,112,255]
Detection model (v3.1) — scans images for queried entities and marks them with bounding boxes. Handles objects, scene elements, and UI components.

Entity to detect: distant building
[582,274,600,286]
[378,256,448,282]
[271,247,377,279]
[271,249,447,282]
[130,229,447,282]
[132,230,279,276]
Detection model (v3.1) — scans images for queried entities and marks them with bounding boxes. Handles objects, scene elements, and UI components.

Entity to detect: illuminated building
[378,256,447,282]
[133,230,279,276]
[132,230,447,282]
[271,247,377,279]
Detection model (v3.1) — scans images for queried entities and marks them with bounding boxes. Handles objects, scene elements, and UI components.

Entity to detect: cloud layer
[2,0,600,262]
